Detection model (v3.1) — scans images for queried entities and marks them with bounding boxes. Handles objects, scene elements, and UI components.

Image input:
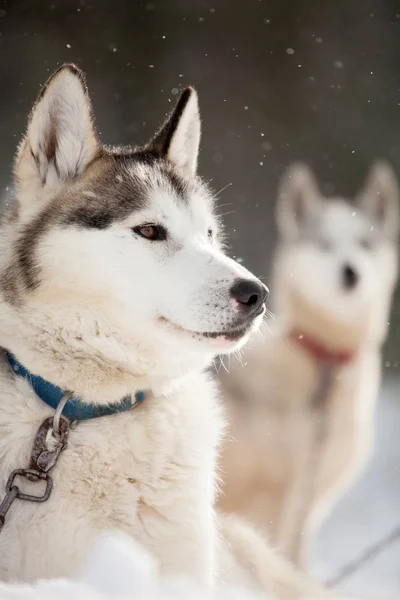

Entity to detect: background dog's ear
[147,87,201,175]
[276,163,321,239]
[357,161,399,239]
[14,64,99,207]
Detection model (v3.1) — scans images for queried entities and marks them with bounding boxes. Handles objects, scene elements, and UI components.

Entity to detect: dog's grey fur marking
[16,207,56,293]
[64,153,193,231]
[6,150,203,296]
[1,264,21,305]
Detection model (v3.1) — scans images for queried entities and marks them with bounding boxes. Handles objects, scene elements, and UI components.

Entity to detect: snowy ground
[312,376,400,600]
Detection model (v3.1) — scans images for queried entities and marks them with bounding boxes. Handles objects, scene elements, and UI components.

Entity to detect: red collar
[289,330,355,365]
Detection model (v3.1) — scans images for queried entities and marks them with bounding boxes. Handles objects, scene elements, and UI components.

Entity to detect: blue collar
[6,352,146,421]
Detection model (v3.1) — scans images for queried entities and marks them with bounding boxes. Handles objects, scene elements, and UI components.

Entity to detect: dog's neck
[288,329,356,365]
[275,292,369,362]
[6,351,146,419]
[0,299,204,406]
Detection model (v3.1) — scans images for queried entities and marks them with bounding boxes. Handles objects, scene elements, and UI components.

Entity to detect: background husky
[219,162,399,567]
[0,65,336,599]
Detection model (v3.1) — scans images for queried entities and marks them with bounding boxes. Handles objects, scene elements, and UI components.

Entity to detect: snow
[313,377,400,599]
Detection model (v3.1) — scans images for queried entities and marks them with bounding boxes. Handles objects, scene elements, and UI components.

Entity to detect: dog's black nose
[230,279,269,315]
[343,264,359,290]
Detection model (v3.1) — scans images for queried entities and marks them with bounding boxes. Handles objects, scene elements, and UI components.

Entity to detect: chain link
[0,414,69,533]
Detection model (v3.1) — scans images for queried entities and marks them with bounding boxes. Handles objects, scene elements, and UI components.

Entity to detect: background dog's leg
[216,513,330,599]
[277,446,314,568]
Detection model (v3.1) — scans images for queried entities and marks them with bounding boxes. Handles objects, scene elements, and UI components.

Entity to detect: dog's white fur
[219,163,399,567]
[0,66,333,599]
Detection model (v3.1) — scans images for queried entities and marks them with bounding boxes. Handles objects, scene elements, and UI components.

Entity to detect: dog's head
[273,162,399,347]
[0,65,267,395]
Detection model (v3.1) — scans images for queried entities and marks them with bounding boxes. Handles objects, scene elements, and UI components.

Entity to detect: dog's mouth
[158,314,261,343]
[200,326,250,341]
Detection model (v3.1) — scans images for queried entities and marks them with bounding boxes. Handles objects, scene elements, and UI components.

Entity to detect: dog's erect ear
[14,64,99,204]
[357,161,399,238]
[147,87,201,175]
[276,163,321,239]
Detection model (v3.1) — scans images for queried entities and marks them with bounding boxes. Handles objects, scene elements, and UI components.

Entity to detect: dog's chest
[0,367,223,581]
[223,339,380,488]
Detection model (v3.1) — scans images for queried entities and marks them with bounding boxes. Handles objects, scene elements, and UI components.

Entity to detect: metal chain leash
[0,394,71,533]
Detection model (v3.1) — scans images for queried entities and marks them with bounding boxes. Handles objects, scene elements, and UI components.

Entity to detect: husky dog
[219,162,399,567]
[0,65,336,599]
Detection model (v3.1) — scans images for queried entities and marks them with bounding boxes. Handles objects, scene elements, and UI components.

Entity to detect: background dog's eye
[207,228,213,239]
[133,224,166,241]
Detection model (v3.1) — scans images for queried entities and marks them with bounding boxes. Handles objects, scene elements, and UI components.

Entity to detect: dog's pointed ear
[147,87,201,175]
[14,64,99,203]
[276,163,321,239]
[357,161,399,238]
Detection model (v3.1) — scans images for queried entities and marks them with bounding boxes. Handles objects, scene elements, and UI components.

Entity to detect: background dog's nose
[343,264,359,290]
[230,279,268,315]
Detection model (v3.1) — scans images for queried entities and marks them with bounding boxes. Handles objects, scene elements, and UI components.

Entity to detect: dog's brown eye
[139,225,157,239]
[133,224,166,241]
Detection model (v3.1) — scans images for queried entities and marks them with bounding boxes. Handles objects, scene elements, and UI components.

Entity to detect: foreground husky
[219,162,399,567]
[0,65,334,598]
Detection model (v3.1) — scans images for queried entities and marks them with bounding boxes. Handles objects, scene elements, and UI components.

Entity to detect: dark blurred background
[0,2,399,597]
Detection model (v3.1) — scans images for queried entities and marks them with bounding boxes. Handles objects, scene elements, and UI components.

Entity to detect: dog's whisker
[213,358,221,374]
[256,275,270,282]
[233,350,244,368]
[217,210,236,218]
[219,356,230,374]
[215,182,233,197]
